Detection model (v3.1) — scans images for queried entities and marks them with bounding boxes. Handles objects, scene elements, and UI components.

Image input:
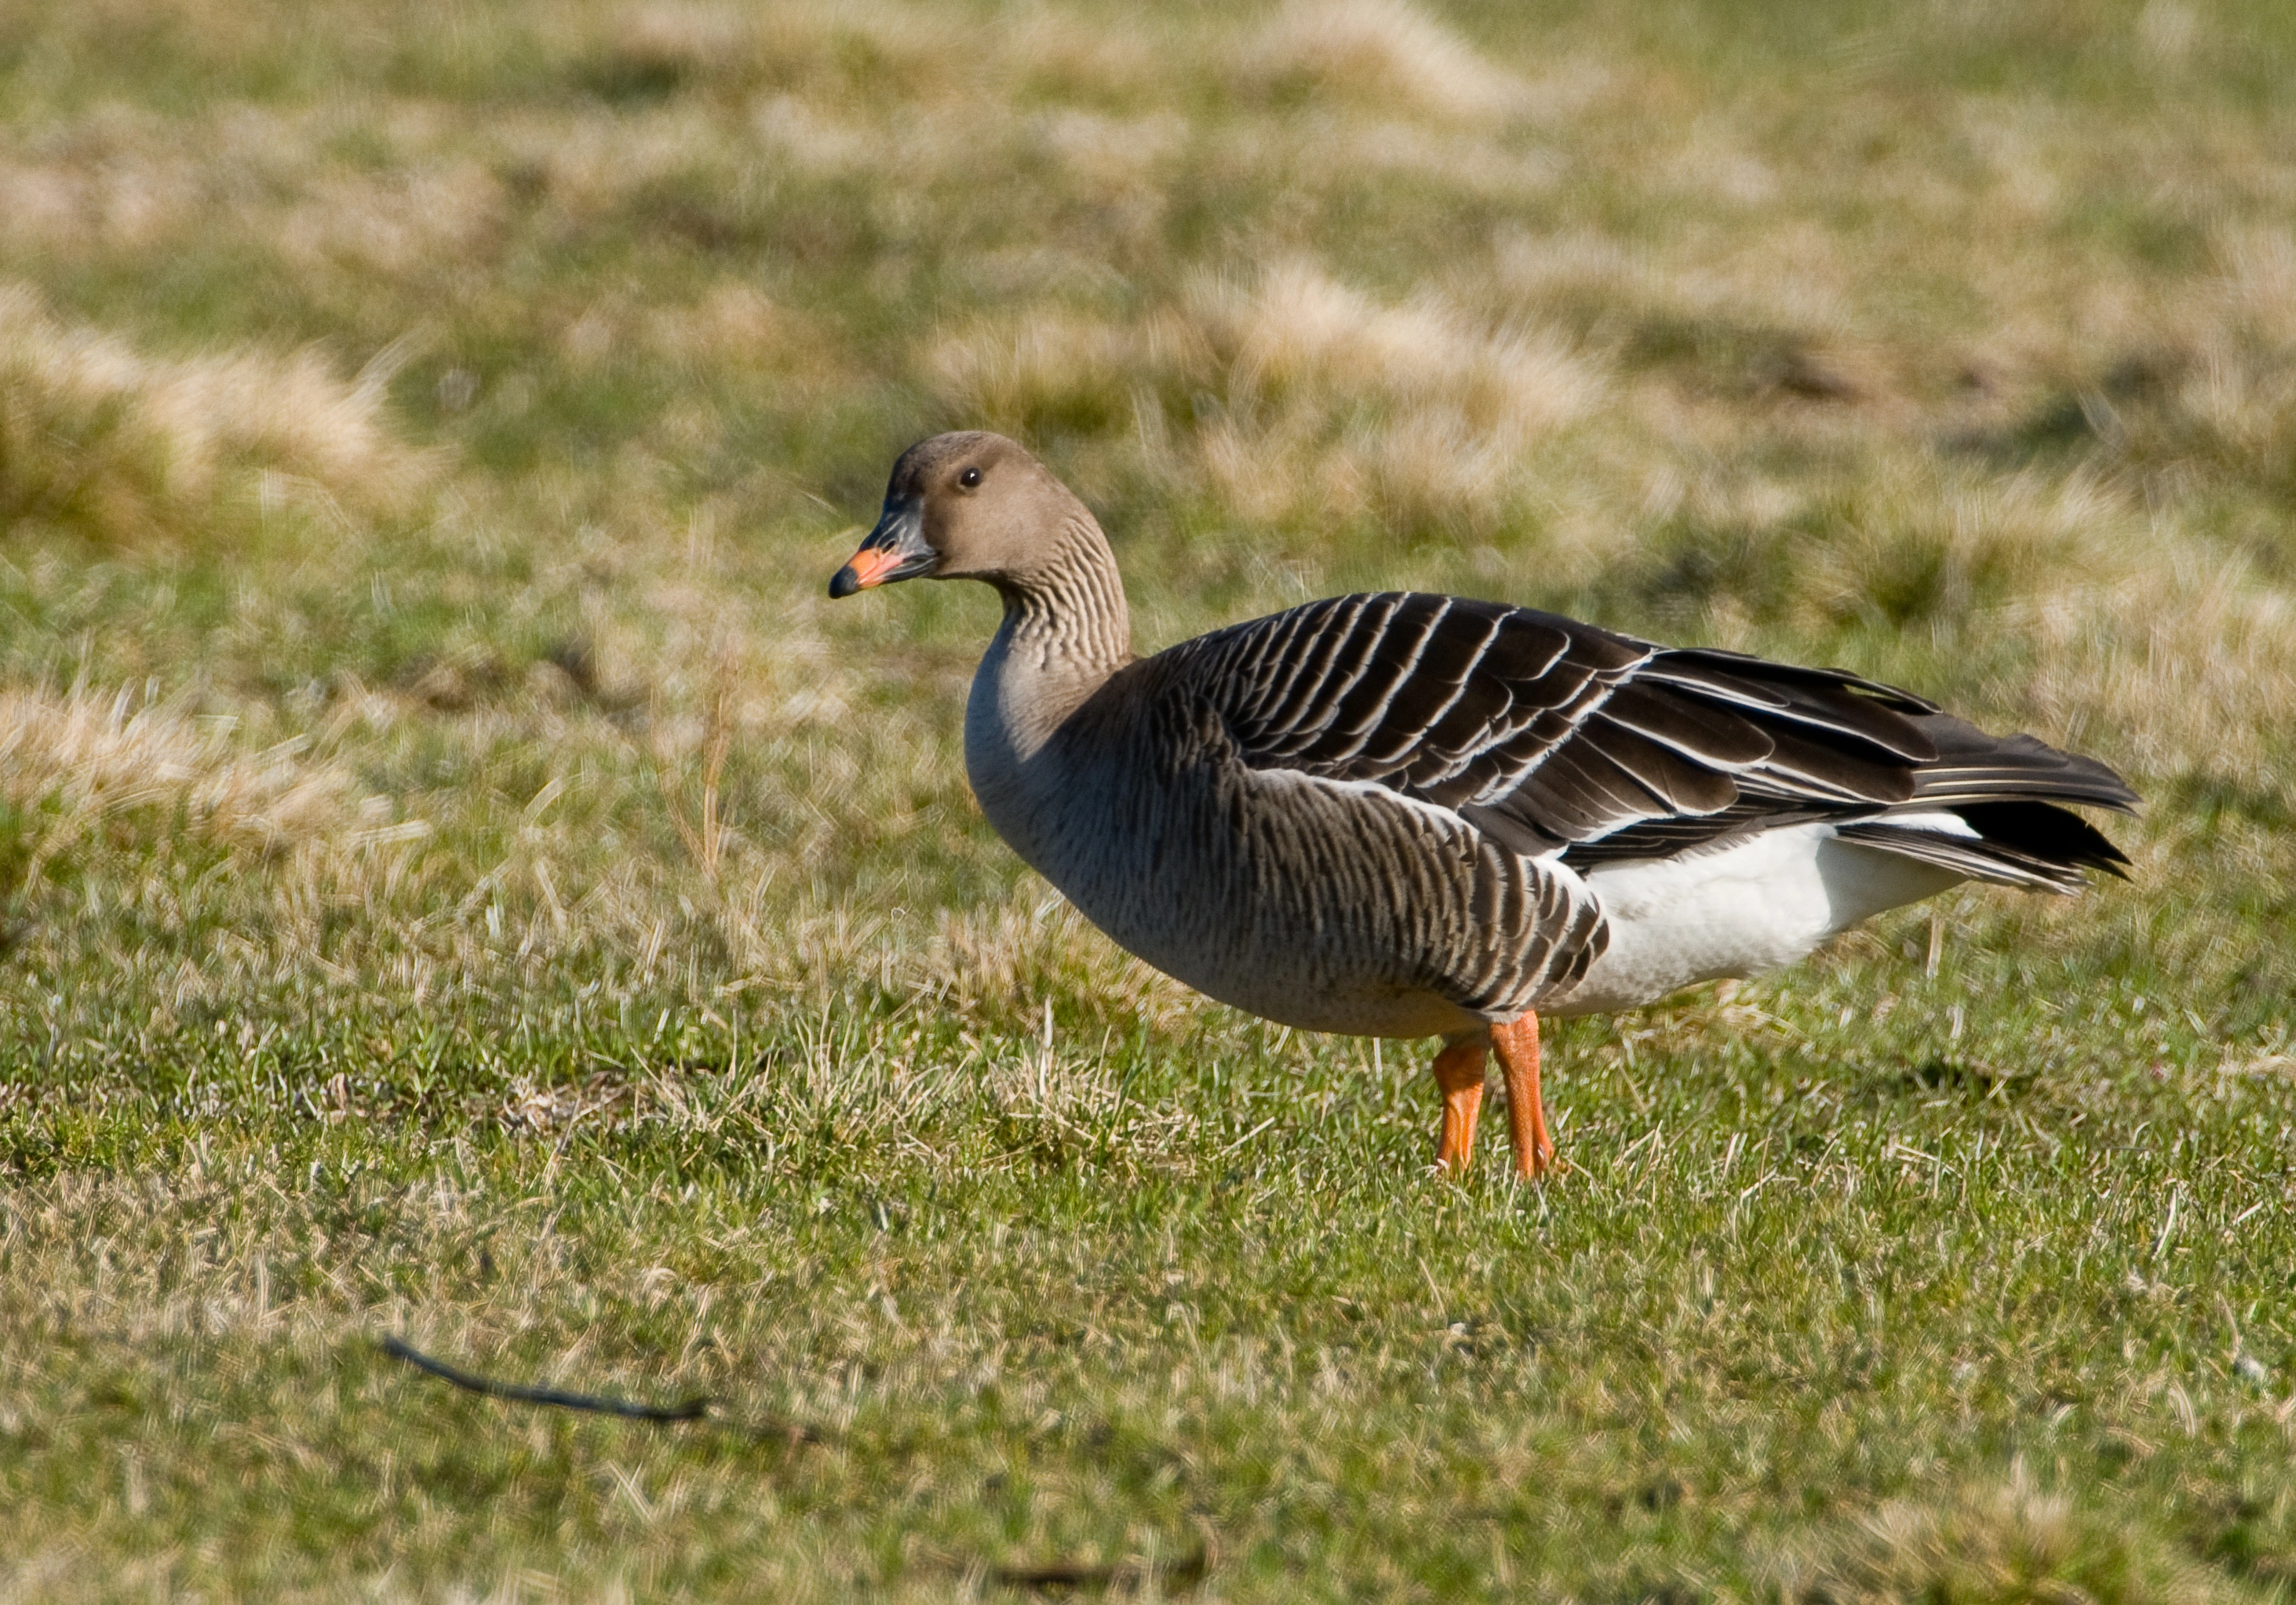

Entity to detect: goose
[829,432,2137,1180]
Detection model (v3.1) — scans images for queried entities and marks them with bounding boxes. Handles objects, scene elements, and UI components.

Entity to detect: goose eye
[958,466,982,489]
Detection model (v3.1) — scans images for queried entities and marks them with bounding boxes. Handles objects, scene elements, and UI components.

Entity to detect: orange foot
[1492,1012,1553,1179]
[1430,1038,1487,1176]
[1430,1015,1553,1180]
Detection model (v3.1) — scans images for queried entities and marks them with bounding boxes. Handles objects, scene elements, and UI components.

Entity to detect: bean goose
[830,432,2137,1180]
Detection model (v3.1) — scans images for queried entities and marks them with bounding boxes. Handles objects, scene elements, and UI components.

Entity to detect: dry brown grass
[0,682,377,861]
[1778,1466,2241,1605]
[935,261,1603,533]
[0,283,431,545]
[1243,0,1529,120]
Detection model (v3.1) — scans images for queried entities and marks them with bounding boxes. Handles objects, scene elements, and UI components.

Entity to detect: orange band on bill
[836,545,905,591]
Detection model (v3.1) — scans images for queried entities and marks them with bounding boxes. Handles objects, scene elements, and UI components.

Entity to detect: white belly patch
[1544,823,1963,1016]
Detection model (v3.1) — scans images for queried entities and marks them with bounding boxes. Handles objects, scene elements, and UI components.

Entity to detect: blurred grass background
[3,0,2296,1598]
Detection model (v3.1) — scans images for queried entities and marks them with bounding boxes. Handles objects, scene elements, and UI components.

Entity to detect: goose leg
[1491,1012,1553,1179]
[1430,1038,1488,1175]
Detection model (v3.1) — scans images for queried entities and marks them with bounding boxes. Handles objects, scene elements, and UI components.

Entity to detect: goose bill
[829,502,936,597]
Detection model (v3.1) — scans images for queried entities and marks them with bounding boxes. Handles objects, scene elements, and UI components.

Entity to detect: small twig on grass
[379,1335,829,1445]
[923,1541,1212,1598]
[381,1334,705,1421]
[384,1336,1208,1589]
[989,1547,1210,1596]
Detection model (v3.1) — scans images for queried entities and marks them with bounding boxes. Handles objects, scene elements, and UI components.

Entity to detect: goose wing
[1166,592,2132,875]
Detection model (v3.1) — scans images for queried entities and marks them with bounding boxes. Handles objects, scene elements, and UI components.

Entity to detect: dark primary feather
[1164,592,2135,887]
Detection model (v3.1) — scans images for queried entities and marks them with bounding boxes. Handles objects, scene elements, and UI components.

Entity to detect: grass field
[4,0,2296,1596]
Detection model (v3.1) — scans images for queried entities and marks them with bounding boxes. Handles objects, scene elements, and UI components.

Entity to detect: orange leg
[1430,1038,1487,1176]
[1491,1012,1552,1179]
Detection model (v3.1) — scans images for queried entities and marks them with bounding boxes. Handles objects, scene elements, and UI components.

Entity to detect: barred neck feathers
[995,512,1132,677]
[977,511,1132,762]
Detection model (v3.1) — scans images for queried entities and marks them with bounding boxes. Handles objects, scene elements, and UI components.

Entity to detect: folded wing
[1166,592,2134,888]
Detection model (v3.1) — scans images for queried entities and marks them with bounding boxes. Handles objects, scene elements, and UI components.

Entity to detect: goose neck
[968,521,1131,773]
[993,517,1132,683]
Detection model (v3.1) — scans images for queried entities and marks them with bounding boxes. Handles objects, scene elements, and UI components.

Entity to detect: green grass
[3,0,2296,1596]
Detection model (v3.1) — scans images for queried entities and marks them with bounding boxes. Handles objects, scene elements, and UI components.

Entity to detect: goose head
[829,431,1093,600]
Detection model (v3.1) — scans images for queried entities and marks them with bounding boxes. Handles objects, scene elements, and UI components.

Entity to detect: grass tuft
[935,259,1601,537]
[1244,0,1529,120]
[0,680,374,864]
[0,283,431,549]
[1781,1466,2239,1605]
